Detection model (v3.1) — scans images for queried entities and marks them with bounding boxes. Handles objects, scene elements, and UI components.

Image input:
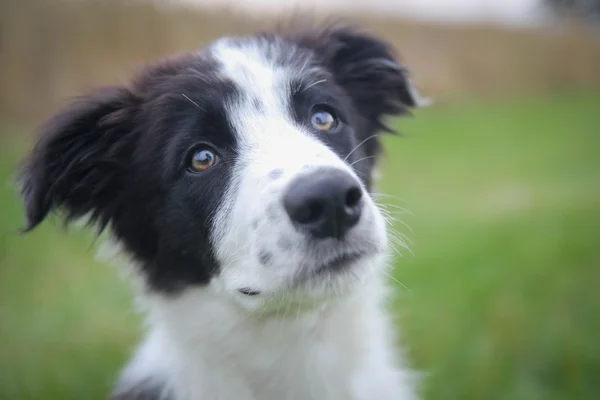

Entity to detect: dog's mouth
[313,251,365,276]
[236,252,366,297]
[238,288,261,296]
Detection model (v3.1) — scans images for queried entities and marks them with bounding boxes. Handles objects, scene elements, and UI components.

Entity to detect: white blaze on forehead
[211,38,293,122]
[212,39,345,172]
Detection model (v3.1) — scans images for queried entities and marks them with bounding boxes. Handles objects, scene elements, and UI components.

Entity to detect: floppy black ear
[294,26,427,133]
[19,86,138,232]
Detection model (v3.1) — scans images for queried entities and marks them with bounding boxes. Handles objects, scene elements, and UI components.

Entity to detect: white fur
[116,38,418,400]
[119,272,417,400]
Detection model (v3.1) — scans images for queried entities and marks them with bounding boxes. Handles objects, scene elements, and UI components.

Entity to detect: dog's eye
[311,110,337,132]
[189,148,217,173]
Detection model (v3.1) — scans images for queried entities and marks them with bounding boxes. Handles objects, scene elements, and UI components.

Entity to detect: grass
[1,92,599,399]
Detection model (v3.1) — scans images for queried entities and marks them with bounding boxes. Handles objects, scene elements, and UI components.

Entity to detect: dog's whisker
[375,202,414,215]
[393,219,415,236]
[371,192,410,204]
[379,212,396,227]
[388,233,413,257]
[258,300,274,320]
[295,300,302,324]
[182,93,206,111]
[254,297,274,320]
[390,233,412,254]
[382,270,412,293]
[348,155,378,168]
[344,134,382,161]
[299,57,311,76]
[301,79,327,92]
[277,300,289,343]
[283,300,292,322]
[393,227,414,246]
[377,207,415,235]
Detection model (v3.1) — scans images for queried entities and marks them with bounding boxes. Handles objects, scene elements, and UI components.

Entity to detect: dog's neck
[119,273,403,400]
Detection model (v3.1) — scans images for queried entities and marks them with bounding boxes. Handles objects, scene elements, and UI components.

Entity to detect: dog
[18,25,425,400]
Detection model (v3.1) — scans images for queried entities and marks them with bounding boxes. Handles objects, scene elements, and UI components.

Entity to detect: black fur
[19,54,239,293]
[20,86,137,233]
[18,26,419,294]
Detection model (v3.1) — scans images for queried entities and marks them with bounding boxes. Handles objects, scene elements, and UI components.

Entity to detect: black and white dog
[19,25,425,400]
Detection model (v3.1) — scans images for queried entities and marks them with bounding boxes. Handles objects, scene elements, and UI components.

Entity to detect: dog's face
[19,27,421,309]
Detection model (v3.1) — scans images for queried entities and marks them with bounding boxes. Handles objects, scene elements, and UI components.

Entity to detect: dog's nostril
[289,200,323,224]
[345,186,362,208]
[306,201,324,223]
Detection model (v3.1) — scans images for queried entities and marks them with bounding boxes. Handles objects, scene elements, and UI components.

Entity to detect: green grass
[1,92,599,399]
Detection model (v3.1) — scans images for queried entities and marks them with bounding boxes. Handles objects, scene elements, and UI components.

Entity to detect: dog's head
[19,26,423,309]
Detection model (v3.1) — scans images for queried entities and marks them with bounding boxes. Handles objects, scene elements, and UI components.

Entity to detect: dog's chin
[241,250,381,312]
[227,223,387,312]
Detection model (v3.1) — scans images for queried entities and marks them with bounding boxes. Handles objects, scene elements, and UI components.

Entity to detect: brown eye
[311,110,337,132]
[189,148,217,173]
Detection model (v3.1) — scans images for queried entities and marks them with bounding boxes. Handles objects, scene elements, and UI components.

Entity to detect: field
[0,92,599,399]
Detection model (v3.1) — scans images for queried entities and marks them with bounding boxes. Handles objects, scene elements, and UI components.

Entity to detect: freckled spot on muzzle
[252,98,263,112]
[259,250,272,266]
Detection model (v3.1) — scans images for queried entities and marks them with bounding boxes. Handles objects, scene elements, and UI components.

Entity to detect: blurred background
[0,0,599,399]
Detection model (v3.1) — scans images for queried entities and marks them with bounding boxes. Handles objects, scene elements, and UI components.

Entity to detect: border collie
[19,25,425,400]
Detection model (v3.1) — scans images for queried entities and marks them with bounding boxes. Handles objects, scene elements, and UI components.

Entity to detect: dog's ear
[19,86,138,233]
[293,26,428,133]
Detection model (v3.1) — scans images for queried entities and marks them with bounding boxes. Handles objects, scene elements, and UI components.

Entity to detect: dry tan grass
[1,0,599,122]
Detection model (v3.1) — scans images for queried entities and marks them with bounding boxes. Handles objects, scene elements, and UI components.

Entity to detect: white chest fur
[118,277,417,400]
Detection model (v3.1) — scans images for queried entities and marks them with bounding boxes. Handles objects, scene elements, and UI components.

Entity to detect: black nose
[283,168,363,239]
